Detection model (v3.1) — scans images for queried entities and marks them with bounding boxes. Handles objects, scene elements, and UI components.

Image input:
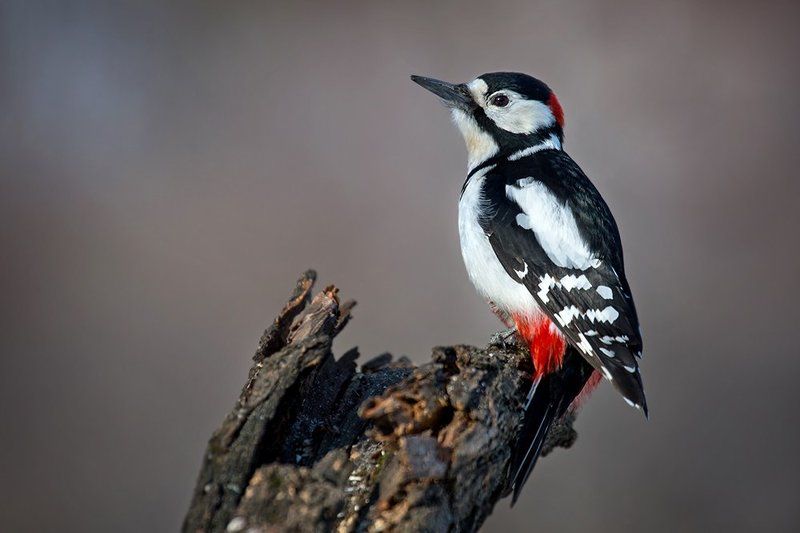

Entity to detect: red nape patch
[512,313,567,379]
[569,371,602,413]
[548,92,565,128]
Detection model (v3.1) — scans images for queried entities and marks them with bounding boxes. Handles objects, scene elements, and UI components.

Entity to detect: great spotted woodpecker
[411,72,647,503]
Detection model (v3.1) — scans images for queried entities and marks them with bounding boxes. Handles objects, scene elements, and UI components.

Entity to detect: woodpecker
[411,72,647,503]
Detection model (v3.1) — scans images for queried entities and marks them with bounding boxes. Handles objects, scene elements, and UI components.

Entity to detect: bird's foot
[490,327,518,350]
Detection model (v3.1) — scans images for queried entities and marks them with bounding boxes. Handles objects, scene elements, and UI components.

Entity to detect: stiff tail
[508,347,595,505]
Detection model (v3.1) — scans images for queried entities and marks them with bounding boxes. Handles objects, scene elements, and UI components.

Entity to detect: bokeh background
[2,1,799,531]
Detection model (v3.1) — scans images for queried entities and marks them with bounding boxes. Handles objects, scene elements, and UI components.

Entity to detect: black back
[480,149,647,411]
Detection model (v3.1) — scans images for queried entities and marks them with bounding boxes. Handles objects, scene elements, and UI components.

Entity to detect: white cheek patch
[484,90,556,135]
[451,109,499,172]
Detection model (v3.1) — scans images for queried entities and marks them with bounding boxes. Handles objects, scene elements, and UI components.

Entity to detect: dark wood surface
[182,271,577,533]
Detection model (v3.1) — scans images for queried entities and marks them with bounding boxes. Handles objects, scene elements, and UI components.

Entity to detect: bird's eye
[490,94,510,107]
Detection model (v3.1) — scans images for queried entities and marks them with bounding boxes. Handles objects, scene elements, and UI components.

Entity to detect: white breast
[458,171,540,316]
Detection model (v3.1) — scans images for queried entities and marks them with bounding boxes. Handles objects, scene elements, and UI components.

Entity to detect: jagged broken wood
[183,271,577,533]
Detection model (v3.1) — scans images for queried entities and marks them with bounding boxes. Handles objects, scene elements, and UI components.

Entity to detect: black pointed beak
[410,75,474,110]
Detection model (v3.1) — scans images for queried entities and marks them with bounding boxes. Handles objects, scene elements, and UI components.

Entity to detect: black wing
[481,151,647,411]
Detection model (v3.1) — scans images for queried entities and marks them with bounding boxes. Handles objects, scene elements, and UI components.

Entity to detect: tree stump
[183,271,577,533]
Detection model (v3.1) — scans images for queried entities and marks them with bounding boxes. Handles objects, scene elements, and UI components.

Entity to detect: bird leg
[489,301,515,328]
[488,302,519,350]
[489,327,519,350]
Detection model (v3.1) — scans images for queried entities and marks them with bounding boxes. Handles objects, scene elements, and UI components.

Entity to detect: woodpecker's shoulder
[479,149,626,274]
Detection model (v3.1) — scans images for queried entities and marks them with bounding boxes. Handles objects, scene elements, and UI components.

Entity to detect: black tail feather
[508,348,595,505]
[509,395,557,504]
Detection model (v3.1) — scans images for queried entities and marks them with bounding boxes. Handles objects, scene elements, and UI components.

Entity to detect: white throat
[451,109,499,174]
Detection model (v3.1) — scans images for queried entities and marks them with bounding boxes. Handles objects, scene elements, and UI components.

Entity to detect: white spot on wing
[596,285,613,300]
[577,333,594,355]
[604,306,620,323]
[599,347,616,358]
[586,306,619,324]
[600,334,629,345]
[537,273,556,303]
[555,305,581,326]
[560,274,591,291]
[514,261,528,278]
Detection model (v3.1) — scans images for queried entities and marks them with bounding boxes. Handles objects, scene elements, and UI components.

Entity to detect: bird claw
[490,327,518,350]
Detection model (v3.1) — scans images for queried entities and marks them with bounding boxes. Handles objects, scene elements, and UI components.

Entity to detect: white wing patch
[555,305,581,326]
[576,333,595,356]
[553,302,620,328]
[585,306,620,324]
[536,273,557,303]
[533,272,592,303]
[600,334,630,345]
[507,180,599,270]
[560,274,591,291]
[599,347,616,358]
[596,285,613,300]
[514,261,529,278]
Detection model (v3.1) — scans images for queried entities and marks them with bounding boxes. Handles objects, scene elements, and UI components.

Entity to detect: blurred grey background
[2,1,799,531]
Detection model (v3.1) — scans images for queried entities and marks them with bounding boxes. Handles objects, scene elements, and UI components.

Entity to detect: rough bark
[183,271,577,533]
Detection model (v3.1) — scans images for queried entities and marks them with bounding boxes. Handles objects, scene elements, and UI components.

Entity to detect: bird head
[411,72,564,170]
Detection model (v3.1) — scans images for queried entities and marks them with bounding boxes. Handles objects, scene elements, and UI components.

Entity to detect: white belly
[458,173,540,317]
